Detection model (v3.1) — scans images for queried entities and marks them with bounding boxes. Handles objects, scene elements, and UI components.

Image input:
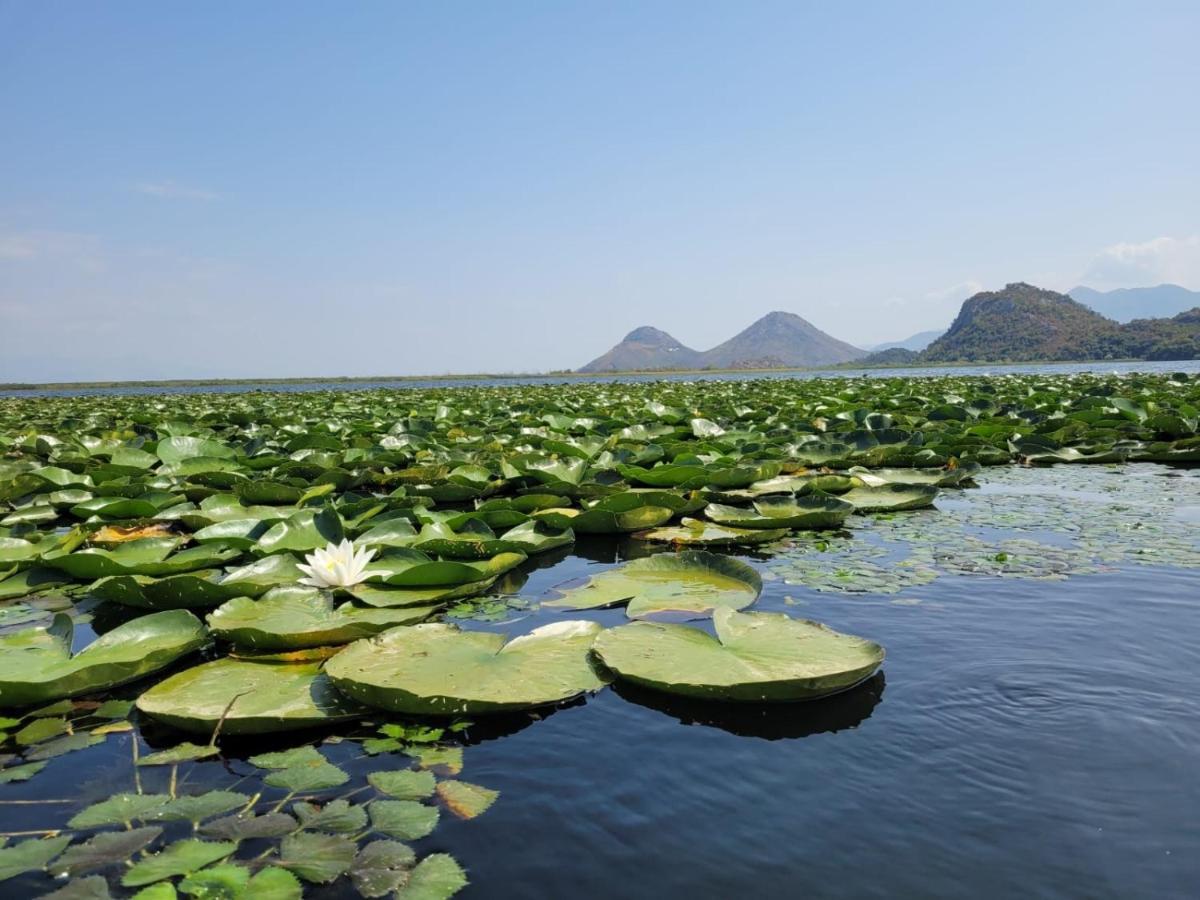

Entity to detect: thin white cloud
[134,180,220,201]
[1080,235,1200,290]
[0,229,104,270]
[924,279,983,304]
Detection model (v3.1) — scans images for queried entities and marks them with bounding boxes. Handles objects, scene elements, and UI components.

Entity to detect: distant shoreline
[0,357,1181,393]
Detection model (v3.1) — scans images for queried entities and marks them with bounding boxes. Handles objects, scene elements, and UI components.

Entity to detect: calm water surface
[8,538,1197,898]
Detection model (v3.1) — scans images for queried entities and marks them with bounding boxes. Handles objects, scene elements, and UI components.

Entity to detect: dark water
[4,501,1199,897]
[426,551,1200,899]
[4,359,1200,398]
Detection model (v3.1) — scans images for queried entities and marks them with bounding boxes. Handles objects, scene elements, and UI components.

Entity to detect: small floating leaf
[352,840,417,898]
[122,839,238,887]
[395,853,468,900]
[368,769,436,800]
[436,780,499,819]
[278,832,357,884]
[368,799,439,840]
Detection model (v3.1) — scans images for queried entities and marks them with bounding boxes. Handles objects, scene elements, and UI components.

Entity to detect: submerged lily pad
[0,610,207,708]
[594,607,885,702]
[327,620,608,714]
[544,551,762,619]
[136,657,365,734]
[207,585,438,650]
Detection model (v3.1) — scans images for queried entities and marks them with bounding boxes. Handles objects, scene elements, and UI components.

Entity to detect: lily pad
[327,620,608,714]
[705,493,853,530]
[544,551,762,619]
[208,586,438,651]
[368,799,439,840]
[136,657,365,735]
[840,483,939,512]
[364,548,527,588]
[0,610,207,708]
[634,517,790,547]
[594,607,885,702]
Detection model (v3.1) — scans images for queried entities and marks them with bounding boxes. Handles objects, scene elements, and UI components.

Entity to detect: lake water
[5,358,1200,398]
[3,464,1198,898]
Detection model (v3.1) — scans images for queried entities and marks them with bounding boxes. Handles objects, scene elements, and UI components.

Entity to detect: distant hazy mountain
[921,282,1199,362]
[868,329,945,353]
[578,312,866,372]
[578,326,704,373]
[1069,284,1200,323]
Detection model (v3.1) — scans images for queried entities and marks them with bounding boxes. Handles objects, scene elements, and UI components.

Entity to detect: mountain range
[1067,283,1200,322]
[578,312,866,372]
[578,284,1200,372]
[912,283,1199,362]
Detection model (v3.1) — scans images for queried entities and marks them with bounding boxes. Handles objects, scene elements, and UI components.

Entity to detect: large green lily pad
[136,657,365,734]
[364,549,526,588]
[705,493,853,530]
[544,551,762,619]
[633,517,790,547]
[0,610,207,708]
[326,620,608,714]
[207,585,438,650]
[593,607,885,702]
[840,483,939,512]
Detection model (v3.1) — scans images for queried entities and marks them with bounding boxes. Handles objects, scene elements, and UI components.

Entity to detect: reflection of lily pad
[327,620,608,714]
[544,551,761,619]
[136,657,365,734]
[594,607,885,702]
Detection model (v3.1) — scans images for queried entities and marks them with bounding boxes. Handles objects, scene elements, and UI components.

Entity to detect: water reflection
[611,671,885,740]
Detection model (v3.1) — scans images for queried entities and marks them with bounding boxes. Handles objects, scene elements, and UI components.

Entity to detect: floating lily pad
[90,570,249,609]
[207,586,438,651]
[364,549,526,588]
[594,607,885,702]
[327,620,608,714]
[136,657,365,735]
[633,517,790,547]
[0,610,207,708]
[705,493,853,530]
[544,551,761,619]
[840,483,939,512]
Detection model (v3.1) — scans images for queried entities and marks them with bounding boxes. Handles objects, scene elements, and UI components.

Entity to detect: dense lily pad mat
[594,607,885,701]
[1,373,1199,896]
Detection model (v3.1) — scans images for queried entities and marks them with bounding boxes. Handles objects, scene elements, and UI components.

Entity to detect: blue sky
[2,1,1198,381]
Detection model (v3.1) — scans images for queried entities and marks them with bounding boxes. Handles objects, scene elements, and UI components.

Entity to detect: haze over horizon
[2,2,1199,381]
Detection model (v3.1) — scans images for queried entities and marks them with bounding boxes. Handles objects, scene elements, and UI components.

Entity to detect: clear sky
[2,1,1198,381]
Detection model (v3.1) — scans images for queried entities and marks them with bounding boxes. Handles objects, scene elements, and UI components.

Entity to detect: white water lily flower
[298,539,376,589]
